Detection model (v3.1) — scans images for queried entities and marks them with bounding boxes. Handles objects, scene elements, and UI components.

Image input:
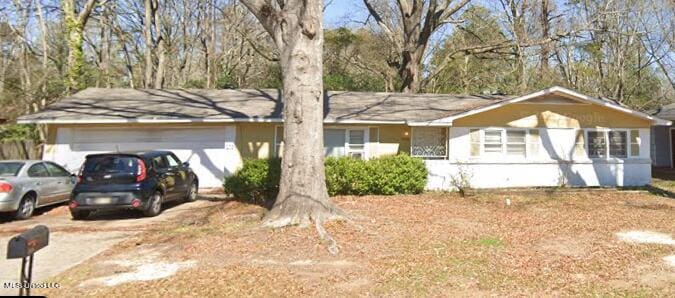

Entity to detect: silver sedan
[0,160,75,219]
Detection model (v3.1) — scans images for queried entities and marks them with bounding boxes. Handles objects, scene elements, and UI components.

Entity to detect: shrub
[223,158,280,205]
[324,157,369,196]
[366,154,428,195]
[224,155,428,203]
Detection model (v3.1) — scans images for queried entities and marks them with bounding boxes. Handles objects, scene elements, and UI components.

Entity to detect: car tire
[70,210,91,220]
[185,181,198,202]
[14,194,36,220]
[143,191,163,217]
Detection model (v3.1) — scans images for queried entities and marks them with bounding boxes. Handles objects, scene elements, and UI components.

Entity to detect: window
[44,162,71,177]
[483,130,503,154]
[586,129,632,159]
[324,129,347,157]
[0,162,24,177]
[84,156,138,174]
[506,130,526,156]
[152,156,169,170]
[275,126,368,159]
[587,131,607,158]
[470,128,537,158]
[347,129,365,158]
[608,131,627,158]
[27,163,50,178]
[630,130,640,156]
[166,154,181,167]
[411,127,448,159]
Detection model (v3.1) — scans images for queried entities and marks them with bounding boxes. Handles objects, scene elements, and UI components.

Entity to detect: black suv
[69,151,199,219]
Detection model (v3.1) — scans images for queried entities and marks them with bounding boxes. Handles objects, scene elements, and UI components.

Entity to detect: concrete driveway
[0,197,223,296]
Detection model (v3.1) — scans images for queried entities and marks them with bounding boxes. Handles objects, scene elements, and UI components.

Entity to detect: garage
[45,126,240,188]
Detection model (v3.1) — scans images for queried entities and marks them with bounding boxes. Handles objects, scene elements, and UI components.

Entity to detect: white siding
[426,127,652,189]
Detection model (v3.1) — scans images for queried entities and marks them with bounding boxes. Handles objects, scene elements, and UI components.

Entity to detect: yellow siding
[236,123,276,159]
[47,122,411,160]
[236,123,411,159]
[454,101,651,128]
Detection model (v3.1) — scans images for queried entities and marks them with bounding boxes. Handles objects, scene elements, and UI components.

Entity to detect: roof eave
[431,86,672,126]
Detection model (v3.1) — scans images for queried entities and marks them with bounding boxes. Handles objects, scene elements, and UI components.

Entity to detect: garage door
[46,126,240,188]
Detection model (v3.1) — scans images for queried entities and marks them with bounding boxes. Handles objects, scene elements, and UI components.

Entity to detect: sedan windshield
[0,162,25,177]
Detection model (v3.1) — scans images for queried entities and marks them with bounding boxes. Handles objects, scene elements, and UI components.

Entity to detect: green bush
[223,158,281,205]
[366,154,428,195]
[224,155,428,203]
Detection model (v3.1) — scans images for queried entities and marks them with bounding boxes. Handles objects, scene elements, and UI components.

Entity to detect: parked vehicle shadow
[78,199,198,221]
[0,202,68,223]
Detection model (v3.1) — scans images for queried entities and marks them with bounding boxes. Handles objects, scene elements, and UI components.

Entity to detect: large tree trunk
[264,33,340,227]
[240,0,344,232]
[399,49,423,93]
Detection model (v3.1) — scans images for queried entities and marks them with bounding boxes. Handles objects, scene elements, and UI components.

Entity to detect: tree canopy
[0,0,672,121]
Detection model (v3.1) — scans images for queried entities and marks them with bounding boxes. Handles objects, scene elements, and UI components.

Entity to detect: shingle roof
[654,102,675,121]
[17,88,510,124]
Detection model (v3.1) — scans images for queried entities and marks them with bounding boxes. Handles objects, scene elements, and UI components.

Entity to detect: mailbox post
[6,225,49,296]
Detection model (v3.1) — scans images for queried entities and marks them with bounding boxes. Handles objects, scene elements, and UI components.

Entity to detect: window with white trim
[470,128,538,158]
[585,129,637,159]
[483,130,503,154]
[411,127,448,159]
[274,127,368,159]
[347,129,365,158]
[587,131,607,158]
[506,130,526,156]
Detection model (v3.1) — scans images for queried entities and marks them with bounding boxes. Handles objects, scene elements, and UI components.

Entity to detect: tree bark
[240,0,344,231]
[539,0,550,73]
[144,0,155,88]
[62,0,98,93]
[153,2,165,89]
[363,0,471,93]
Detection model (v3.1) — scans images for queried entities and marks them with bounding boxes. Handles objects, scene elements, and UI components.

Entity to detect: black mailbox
[7,225,49,259]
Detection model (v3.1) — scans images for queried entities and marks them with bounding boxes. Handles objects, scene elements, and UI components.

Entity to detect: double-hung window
[472,128,534,158]
[275,127,368,159]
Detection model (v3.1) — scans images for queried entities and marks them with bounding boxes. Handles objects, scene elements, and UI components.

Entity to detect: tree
[62,0,98,92]
[238,0,344,249]
[363,0,472,93]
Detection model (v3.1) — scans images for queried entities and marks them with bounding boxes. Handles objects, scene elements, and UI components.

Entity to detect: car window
[0,162,24,177]
[83,156,138,174]
[44,162,71,177]
[152,156,169,170]
[166,154,180,167]
[27,163,50,178]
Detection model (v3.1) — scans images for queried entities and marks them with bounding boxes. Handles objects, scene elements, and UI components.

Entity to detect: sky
[323,0,369,28]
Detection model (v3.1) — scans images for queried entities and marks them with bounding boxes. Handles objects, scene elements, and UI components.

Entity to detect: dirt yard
[34,189,675,297]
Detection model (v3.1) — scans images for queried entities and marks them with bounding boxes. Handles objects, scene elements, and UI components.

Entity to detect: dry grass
[40,189,675,297]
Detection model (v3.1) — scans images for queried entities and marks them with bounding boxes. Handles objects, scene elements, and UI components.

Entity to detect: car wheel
[70,210,91,220]
[14,194,36,220]
[185,181,198,202]
[143,191,163,217]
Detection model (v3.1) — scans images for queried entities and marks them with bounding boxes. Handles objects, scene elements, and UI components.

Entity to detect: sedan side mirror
[70,174,77,184]
[182,162,190,167]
